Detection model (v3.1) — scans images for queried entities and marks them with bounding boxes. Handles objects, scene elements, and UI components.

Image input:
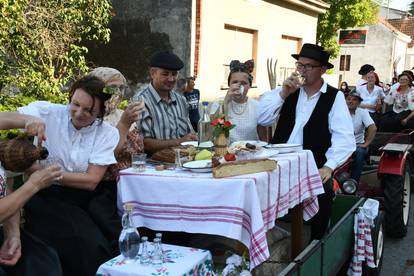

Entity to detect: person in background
[87,67,145,256]
[0,112,63,276]
[258,43,355,240]
[357,71,385,120]
[134,51,196,154]
[356,64,375,87]
[381,73,414,132]
[346,91,377,183]
[18,75,120,276]
[210,59,265,143]
[176,78,187,93]
[339,81,351,97]
[183,76,200,131]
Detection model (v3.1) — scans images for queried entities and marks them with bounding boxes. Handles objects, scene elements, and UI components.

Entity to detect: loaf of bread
[151,148,176,163]
[212,159,277,178]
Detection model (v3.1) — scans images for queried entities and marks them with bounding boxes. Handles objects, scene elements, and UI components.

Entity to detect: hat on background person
[347,89,363,101]
[291,43,334,69]
[149,51,184,71]
[358,64,375,75]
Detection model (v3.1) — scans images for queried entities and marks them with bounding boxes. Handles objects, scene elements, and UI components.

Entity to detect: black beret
[358,64,375,75]
[149,51,184,71]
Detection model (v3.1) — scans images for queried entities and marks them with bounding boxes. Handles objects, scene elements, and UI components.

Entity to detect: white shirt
[18,101,119,173]
[210,98,259,143]
[356,85,385,113]
[356,78,367,88]
[257,82,355,170]
[351,108,375,144]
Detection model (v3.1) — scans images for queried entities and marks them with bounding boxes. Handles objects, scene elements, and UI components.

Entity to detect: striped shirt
[135,83,193,140]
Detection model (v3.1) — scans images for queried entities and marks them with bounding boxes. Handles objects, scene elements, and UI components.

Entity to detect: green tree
[317,0,379,58]
[409,0,414,14]
[0,0,112,110]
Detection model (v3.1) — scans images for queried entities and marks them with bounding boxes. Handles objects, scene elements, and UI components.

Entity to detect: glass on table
[131,153,146,172]
[174,148,182,169]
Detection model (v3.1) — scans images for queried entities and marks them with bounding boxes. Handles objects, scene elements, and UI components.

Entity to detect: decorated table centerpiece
[211,114,235,157]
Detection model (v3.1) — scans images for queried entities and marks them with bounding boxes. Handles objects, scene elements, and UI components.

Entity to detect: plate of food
[230,140,268,148]
[182,160,212,173]
[264,143,302,153]
[180,141,198,147]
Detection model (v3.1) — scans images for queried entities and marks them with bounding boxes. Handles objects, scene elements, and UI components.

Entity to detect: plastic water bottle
[118,204,140,262]
[198,101,212,146]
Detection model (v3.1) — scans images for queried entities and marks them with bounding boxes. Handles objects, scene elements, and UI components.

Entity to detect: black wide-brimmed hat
[291,43,334,69]
[149,51,184,71]
[358,64,375,75]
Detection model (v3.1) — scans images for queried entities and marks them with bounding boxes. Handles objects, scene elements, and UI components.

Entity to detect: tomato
[224,153,236,161]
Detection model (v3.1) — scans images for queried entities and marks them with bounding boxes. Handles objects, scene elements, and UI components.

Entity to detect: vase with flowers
[211,114,235,157]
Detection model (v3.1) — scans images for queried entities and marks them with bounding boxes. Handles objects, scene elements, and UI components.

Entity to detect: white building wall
[333,24,395,86]
[196,0,320,101]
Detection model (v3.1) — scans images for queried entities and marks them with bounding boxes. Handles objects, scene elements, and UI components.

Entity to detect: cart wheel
[382,164,411,237]
[363,211,384,276]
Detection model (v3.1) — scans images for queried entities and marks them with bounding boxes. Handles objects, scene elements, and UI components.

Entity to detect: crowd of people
[0,43,413,275]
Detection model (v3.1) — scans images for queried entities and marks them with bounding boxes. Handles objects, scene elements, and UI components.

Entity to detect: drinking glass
[174,148,182,169]
[131,153,146,172]
[131,94,145,131]
[292,72,305,87]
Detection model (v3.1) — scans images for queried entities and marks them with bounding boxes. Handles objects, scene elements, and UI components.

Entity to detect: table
[117,150,324,270]
[96,243,214,276]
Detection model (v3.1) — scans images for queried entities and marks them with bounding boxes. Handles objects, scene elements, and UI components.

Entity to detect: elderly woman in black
[18,76,120,276]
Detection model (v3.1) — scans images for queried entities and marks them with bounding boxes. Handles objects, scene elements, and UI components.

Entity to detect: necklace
[231,101,248,115]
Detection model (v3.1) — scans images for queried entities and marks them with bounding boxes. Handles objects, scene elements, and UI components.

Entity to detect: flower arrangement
[220,253,251,276]
[210,114,236,138]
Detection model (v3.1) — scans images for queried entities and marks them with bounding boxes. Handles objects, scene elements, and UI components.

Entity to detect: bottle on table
[140,236,150,265]
[152,237,163,267]
[118,203,140,262]
[197,101,212,146]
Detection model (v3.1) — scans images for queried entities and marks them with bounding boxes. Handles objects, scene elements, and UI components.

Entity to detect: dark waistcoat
[271,85,338,168]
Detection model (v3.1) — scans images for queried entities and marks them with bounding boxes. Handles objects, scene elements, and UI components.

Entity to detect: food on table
[212,159,277,178]
[224,153,236,161]
[155,164,165,171]
[245,143,256,150]
[151,148,177,163]
[195,149,213,160]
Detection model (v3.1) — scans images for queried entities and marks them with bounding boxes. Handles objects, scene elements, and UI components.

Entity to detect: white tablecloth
[117,150,324,269]
[96,243,213,276]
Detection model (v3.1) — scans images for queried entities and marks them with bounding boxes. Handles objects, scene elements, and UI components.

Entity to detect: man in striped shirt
[134,51,197,154]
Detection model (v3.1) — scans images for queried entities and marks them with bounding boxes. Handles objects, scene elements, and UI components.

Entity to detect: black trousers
[310,177,335,241]
[24,186,112,276]
[0,229,62,276]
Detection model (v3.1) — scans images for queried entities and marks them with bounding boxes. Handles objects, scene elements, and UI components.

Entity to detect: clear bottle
[140,236,150,265]
[155,233,164,258]
[118,203,140,262]
[198,101,212,146]
[152,237,163,267]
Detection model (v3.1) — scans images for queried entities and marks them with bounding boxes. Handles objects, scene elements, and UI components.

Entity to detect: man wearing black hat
[346,90,377,183]
[134,51,197,154]
[356,64,375,87]
[258,43,355,240]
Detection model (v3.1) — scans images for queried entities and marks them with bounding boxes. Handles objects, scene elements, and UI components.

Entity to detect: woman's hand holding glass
[29,164,63,191]
[120,100,145,128]
[226,83,246,104]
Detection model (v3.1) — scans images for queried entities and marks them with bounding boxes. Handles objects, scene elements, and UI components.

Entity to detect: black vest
[271,85,338,168]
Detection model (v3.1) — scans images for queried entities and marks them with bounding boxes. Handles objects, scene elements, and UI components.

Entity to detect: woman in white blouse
[18,75,120,276]
[210,60,265,143]
[356,71,385,118]
[380,73,414,132]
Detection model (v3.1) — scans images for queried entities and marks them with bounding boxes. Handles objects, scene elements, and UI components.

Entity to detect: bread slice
[212,159,277,178]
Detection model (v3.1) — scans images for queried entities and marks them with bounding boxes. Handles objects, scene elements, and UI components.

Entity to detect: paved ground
[381,196,414,276]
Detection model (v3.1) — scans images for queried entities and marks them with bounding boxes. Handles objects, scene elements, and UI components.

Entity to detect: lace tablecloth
[117,150,324,269]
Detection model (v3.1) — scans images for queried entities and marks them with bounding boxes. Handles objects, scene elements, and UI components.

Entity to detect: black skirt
[24,185,112,276]
[0,229,62,276]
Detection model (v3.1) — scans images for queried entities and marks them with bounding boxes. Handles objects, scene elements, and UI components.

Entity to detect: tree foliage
[0,0,112,111]
[317,0,379,59]
[409,0,414,14]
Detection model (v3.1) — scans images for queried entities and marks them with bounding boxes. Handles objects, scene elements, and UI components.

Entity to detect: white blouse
[356,85,385,113]
[384,87,414,114]
[210,98,259,143]
[18,101,119,173]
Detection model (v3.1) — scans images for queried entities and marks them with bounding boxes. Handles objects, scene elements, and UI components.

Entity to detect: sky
[388,0,411,10]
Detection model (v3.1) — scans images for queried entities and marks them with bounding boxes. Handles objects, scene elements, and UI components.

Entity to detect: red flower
[218,118,225,124]
[211,119,219,126]
[224,121,232,127]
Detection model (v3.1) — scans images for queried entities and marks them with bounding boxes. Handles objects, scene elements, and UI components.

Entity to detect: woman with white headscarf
[87,67,144,256]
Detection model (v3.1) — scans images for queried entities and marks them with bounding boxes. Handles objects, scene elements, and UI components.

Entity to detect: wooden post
[290,203,304,259]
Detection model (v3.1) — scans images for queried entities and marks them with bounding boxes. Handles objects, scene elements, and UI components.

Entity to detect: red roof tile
[388,17,414,48]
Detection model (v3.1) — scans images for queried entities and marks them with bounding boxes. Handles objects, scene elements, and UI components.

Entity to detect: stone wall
[85,0,192,88]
